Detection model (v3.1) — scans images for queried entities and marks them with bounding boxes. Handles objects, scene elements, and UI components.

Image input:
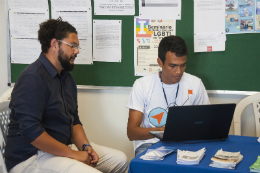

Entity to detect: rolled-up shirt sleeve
[10,73,46,143]
[72,105,82,126]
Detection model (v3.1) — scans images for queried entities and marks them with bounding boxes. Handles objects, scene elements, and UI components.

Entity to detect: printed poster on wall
[134,17,175,76]
[194,0,225,52]
[225,0,260,34]
[94,0,135,15]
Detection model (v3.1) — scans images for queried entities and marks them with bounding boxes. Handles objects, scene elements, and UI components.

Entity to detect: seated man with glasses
[6,17,127,173]
[126,35,210,156]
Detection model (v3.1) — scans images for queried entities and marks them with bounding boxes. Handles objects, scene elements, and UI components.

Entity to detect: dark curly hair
[38,17,77,53]
[158,35,188,64]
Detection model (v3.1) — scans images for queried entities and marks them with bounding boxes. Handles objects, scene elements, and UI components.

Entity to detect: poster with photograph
[256,0,260,30]
[225,0,260,33]
[134,17,175,76]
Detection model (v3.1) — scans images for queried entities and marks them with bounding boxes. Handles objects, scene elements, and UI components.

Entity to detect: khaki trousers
[10,143,128,173]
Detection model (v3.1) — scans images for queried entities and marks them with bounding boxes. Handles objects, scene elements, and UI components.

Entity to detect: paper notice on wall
[194,0,225,52]
[51,0,91,8]
[194,33,225,52]
[9,9,49,38]
[94,0,135,15]
[11,38,41,64]
[93,20,122,62]
[74,38,93,64]
[52,9,92,38]
[7,0,48,9]
[139,0,181,19]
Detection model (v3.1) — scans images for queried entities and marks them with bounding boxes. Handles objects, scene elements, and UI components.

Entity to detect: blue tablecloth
[128,135,260,173]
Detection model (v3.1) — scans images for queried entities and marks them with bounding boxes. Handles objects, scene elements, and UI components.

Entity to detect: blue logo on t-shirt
[148,108,168,127]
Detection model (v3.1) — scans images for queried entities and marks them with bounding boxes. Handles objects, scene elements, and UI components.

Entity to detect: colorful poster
[256,0,260,30]
[134,17,175,76]
[225,0,260,33]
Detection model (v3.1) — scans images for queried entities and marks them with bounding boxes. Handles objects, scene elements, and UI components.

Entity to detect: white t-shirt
[126,72,210,149]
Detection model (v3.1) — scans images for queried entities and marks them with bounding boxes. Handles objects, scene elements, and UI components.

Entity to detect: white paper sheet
[51,0,91,9]
[134,17,175,76]
[139,0,181,20]
[194,33,225,52]
[94,0,135,15]
[194,0,225,33]
[7,0,48,9]
[11,38,41,64]
[9,9,49,38]
[52,9,92,38]
[74,38,93,64]
[194,0,225,52]
[93,20,122,62]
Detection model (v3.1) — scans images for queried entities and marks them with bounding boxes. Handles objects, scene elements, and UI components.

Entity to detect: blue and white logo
[148,108,167,127]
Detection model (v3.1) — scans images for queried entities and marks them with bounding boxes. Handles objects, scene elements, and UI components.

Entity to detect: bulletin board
[10,0,260,91]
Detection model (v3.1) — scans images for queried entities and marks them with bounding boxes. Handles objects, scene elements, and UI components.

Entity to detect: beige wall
[0,0,9,97]
[77,89,135,161]
[77,89,255,163]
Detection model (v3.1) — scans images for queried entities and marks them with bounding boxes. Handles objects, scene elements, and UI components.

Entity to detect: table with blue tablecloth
[128,135,260,173]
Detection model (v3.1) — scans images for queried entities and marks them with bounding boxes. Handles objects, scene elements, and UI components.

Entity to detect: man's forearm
[31,131,75,158]
[127,126,164,141]
[71,124,90,150]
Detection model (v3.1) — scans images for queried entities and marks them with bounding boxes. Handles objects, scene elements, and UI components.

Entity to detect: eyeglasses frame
[57,40,81,50]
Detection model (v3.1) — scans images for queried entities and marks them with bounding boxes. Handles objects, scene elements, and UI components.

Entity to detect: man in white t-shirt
[126,35,210,156]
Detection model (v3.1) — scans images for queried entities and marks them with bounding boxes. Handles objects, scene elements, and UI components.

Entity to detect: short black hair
[38,17,77,53]
[158,35,188,64]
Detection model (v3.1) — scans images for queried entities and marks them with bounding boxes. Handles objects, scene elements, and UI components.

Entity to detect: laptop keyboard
[156,132,164,139]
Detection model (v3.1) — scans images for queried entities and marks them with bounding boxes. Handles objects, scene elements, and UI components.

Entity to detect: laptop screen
[162,104,236,141]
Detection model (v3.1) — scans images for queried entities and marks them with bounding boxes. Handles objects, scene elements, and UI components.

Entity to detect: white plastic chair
[233,92,260,137]
[0,88,12,173]
[0,88,12,102]
[0,100,10,173]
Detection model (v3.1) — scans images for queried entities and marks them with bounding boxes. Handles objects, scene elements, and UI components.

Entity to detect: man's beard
[58,48,76,71]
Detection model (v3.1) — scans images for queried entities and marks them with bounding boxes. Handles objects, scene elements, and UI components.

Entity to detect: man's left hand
[85,146,99,167]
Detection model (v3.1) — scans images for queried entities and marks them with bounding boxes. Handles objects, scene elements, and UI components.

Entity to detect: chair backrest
[0,101,10,143]
[0,88,12,173]
[0,88,12,102]
[233,92,260,137]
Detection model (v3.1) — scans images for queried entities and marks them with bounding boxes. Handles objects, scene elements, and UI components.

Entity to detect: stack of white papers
[176,148,206,165]
[140,146,176,161]
[209,149,243,169]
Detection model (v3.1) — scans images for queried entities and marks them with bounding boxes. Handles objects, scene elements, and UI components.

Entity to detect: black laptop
[150,103,236,142]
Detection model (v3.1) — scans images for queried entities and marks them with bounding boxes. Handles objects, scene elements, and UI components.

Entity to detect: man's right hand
[127,109,166,141]
[158,126,165,131]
